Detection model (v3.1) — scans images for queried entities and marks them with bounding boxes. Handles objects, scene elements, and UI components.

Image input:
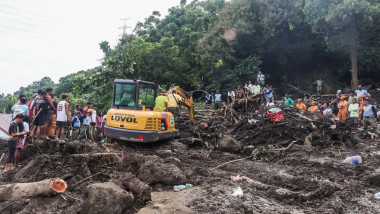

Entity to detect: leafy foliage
[2,0,380,114]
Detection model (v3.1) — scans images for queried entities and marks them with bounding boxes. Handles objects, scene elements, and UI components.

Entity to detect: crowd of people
[290,84,379,140]
[205,71,271,109]
[204,71,379,139]
[4,88,105,173]
[4,76,379,173]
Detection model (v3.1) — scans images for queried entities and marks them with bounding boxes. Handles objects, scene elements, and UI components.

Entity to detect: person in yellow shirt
[337,95,348,121]
[166,89,182,125]
[155,90,168,111]
[296,98,306,111]
[308,101,318,114]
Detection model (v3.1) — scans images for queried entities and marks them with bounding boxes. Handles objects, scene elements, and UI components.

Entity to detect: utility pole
[119,18,132,36]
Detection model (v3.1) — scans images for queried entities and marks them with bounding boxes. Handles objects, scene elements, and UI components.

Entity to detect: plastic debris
[375,192,380,199]
[342,156,362,164]
[174,184,194,191]
[231,186,243,197]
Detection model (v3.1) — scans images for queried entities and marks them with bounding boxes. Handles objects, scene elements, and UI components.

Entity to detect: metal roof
[0,114,12,136]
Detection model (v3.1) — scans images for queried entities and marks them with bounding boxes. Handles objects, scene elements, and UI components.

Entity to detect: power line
[0,16,52,30]
[0,25,50,36]
[0,9,51,24]
[0,30,50,40]
[0,3,58,20]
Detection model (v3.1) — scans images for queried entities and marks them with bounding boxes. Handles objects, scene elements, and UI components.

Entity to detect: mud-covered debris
[137,157,186,185]
[218,135,241,153]
[82,182,134,214]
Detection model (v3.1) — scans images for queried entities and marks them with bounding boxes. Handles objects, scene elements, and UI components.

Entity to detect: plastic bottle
[173,185,186,191]
[186,184,193,188]
[375,192,380,199]
[342,156,362,164]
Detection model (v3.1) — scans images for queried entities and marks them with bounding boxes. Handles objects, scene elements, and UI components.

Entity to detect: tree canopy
[2,0,380,114]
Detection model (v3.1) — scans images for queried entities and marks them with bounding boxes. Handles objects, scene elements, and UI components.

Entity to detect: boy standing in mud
[4,114,26,173]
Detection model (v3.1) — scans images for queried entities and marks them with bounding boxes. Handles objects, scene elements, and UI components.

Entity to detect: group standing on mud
[4,88,105,173]
[4,74,379,173]
[204,71,379,139]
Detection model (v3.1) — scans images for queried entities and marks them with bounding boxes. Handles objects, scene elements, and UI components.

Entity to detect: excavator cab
[113,79,156,110]
[104,79,178,142]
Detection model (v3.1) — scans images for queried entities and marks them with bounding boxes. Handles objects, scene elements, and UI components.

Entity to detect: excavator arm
[170,85,194,120]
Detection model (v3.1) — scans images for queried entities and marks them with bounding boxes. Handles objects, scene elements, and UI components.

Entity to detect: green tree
[304,0,380,89]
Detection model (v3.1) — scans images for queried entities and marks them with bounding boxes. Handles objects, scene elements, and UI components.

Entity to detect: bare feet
[3,163,13,173]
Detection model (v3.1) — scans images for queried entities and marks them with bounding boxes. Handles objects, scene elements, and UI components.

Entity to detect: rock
[82,182,134,214]
[156,150,173,158]
[242,146,255,155]
[218,135,241,153]
[137,157,186,185]
[164,157,182,168]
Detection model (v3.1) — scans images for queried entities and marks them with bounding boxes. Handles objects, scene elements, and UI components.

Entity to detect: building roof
[0,114,12,136]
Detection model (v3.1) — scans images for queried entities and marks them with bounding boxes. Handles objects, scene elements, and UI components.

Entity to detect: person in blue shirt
[11,97,29,118]
[71,112,82,140]
[214,90,222,109]
[355,85,368,98]
[360,98,380,138]
[323,103,332,115]
[256,71,265,85]
[264,85,273,100]
[205,92,214,104]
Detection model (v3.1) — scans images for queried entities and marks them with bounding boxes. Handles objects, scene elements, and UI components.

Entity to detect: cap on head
[364,97,369,101]
[33,93,38,98]
[337,90,342,93]
[172,89,177,93]
[14,109,24,115]
[160,90,166,95]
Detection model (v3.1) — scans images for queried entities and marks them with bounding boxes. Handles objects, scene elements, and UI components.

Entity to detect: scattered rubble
[0,92,379,213]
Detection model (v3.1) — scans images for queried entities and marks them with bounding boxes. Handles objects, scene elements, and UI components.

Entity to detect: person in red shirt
[28,93,39,117]
[82,102,92,116]
[236,86,245,99]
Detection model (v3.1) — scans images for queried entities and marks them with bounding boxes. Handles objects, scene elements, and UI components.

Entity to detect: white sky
[0,0,180,95]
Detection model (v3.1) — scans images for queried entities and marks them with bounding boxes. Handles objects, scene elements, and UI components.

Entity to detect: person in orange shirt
[308,101,318,114]
[337,96,348,121]
[296,98,306,111]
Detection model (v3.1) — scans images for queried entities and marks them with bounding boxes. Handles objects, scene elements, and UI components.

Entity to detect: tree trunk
[0,178,67,201]
[350,12,358,90]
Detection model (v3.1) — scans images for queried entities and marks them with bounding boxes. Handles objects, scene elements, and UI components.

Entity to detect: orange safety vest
[308,105,318,114]
[296,103,306,111]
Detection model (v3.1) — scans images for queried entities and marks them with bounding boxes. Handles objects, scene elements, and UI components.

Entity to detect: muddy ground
[1,94,380,213]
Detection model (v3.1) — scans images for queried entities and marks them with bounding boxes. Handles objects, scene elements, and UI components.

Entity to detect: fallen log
[0,178,67,201]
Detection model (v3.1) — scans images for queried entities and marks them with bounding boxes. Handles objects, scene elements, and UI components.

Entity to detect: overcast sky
[0,0,180,95]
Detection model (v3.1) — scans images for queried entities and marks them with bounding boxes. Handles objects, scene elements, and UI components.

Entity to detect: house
[0,114,12,138]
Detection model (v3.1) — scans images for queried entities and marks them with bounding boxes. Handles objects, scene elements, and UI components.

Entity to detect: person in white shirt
[314,77,324,94]
[227,90,235,103]
[91,105,98,141]
[245,81,253,96]
[266,98,275,107]
[55,94,70,141]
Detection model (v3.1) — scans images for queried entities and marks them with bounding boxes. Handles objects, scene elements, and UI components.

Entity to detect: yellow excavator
[104,79,194,142]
